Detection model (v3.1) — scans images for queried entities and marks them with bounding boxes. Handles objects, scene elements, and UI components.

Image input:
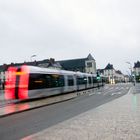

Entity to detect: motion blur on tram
[4,65,105,100]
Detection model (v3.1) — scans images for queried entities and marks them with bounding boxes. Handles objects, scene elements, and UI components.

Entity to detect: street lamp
[126,61,135,84]
[126,62,132,76]
[30,55,37,62]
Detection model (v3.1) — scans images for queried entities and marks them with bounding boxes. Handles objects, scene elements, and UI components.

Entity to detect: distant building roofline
[104,63,114,70]
[134,61,140,68]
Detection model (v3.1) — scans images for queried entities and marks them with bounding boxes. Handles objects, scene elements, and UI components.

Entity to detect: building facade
[58,54,96,74]
[103,63,125,84]
[0,54,96,89]
[133,61,140,82]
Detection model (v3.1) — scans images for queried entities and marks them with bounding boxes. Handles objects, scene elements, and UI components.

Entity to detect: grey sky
[0,0,140,73]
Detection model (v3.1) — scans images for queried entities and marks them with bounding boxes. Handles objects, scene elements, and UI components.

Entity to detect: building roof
[58,58,86,70]
[87,53,95,61]
[0,54,95,72]
[116,70,123,75]
[97,69,104,74]
[0,59,61,71]
[104,63,114,70]
[134,61,140,68]
[58,54,95,70]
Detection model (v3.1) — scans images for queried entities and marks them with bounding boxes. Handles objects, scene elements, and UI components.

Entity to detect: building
[0,54,96,88]
[38,58,62,69]
[124,75,130,83]
[58,54,96,74]
[103,63,115,84]
[103,63,125,84]
[115,70,125,83]
[0,58,62,89]
[133,61,140,82]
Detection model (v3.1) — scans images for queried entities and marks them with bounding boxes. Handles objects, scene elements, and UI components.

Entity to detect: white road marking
[111,92,122,96]
[89,92,95,96]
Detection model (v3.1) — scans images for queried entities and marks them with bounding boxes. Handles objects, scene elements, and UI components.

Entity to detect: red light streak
[4,67,17,100]
[4,103,30,114]
[18,65,29,99]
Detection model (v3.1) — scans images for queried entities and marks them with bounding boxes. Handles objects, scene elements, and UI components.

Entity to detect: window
[93,76,97,83]
[88,77,92,84]
[50,74,64,87]
[28,74,64,90]
[87,62,92,67]
[68,76,74,86]
[77,76,87,85]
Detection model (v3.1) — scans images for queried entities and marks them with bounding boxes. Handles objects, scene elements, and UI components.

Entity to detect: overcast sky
[0,0,140,74]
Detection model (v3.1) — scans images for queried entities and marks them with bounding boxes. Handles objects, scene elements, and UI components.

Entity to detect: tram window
[45,74,53,88]
[84,77,88,84]
[51,74,64,87]
[93,77,97,83]
[68,76,74,86]
[59,75,65,87]
[88,77,92,84]
[29,74,47,90]
[77,76,87,85]
[77,77,82,85]
[28,74,64,90]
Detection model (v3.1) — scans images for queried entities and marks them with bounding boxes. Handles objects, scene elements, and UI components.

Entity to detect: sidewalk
[0,90,5,104]
[0,90,17,106]
[23,86,140,140]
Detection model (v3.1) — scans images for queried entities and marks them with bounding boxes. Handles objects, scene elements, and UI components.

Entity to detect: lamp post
[30,55,37,62]
[126,62,135,85]
[126,62,132,77]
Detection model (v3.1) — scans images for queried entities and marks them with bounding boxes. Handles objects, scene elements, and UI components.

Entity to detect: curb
[0,93,77,118]
[0,87,103,118]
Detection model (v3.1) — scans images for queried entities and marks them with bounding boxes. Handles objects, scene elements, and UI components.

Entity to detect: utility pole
[126,62,135,85]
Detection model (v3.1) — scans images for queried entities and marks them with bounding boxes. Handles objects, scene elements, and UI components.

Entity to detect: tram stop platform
[23,85,140,140]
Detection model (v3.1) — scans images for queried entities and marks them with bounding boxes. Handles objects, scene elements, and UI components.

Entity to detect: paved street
[23,84,140,140]
[1,1,140,140]
[0,83,137,140]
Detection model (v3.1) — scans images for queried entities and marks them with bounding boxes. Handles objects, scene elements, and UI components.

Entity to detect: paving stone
[23,88,140,140]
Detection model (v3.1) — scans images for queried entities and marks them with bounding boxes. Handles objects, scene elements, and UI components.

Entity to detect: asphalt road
[0,83,132,140]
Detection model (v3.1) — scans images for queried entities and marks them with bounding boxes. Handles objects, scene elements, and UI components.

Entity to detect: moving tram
[4,65,105,100]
